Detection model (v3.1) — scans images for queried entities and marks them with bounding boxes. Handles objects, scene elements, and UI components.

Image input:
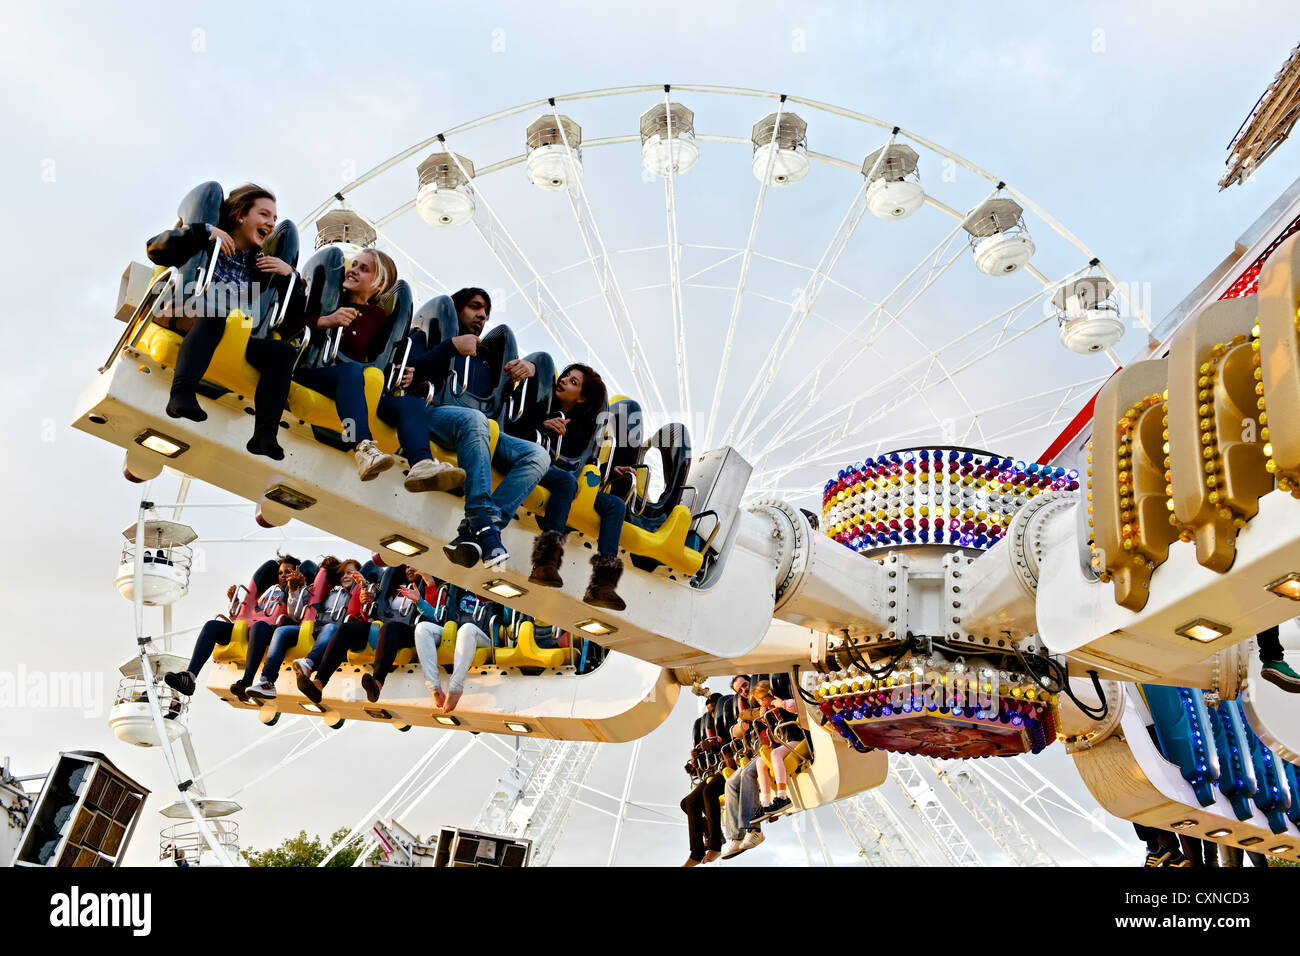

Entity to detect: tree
[242,827,377,867]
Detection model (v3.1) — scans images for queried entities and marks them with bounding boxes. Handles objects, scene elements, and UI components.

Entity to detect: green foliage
[242,827,377,867]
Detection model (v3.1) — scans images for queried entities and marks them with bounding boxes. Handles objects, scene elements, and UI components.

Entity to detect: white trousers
[414,620,490,695]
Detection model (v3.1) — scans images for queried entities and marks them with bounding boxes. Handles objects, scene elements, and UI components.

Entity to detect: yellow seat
[495,621,566,670]
[435,621,492,668]
[136,315,498,465]
[346,621,417,667]
[520,465,704,575]
[284,619,317,661]
[212,619,249,665]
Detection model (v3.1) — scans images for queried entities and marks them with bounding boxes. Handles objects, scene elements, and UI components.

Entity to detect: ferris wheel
[107,84,1148,866]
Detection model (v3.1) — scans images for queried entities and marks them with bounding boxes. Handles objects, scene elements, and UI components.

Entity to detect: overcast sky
[2,1,1299,866]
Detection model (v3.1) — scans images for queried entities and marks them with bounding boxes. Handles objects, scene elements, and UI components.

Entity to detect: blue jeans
[377,395,433,466]
[540,467,626,556]
[426,404,550,531]
[261,623,319,682]
[593,491,626,555]
[295,362,371,444]
[303,622,338,668]
[724,759,762,841]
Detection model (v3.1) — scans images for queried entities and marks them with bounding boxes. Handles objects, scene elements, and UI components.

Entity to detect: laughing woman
[146,183,298,436]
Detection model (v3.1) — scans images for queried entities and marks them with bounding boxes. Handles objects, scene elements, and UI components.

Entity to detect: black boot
[166,385,207,422]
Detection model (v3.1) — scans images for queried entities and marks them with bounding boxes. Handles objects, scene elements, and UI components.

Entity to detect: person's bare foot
[682,857,701,867]
[701,849,721,864]
[431,686,447,711]
[444,690,462,713]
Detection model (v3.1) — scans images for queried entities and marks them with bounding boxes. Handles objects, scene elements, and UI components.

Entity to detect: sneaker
[355,440,396,481]
[443,530,482,568]
[739,830,765,852]
[720,839,748,860]
[295,671,322,705]
[291,658,314,681]
[1261,659,1300,693]
[229,680,250,703]
[404,458,466,493]
[164,671,196,697]
[750,805,774,827]
[475,526,509,570]
[1143,851,1168,867]
[246,677,277,701]
[682,857,701,867]
[767,795,793,817]
[1167,852,1191,867]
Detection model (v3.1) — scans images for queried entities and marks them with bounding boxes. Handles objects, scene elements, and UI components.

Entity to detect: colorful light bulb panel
[821,448,1078,554]
[812,655,1060,759]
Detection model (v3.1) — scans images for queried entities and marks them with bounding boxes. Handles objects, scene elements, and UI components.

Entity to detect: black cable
[1064,669,1110,721]
[847,634,912,679]
[791,665,819,706]
[1010,638,1109,721]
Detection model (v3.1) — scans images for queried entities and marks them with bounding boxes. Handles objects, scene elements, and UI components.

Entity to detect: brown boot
[583,553,626,611]
[529,530,566,588]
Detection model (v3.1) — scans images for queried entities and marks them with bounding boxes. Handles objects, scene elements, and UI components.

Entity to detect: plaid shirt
[210,247,259,288]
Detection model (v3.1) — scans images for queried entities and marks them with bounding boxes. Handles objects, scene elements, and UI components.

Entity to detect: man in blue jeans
[398,288,549,569]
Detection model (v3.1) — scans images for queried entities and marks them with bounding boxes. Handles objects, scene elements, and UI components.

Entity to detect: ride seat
[212,559,280,666]
[434,621,493,668]
[495,619,566,670]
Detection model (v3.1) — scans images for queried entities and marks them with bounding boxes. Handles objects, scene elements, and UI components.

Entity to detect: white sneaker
[246,677,277,701]
[739,830,765,851]
[292,658,314,680]
[355,440,396,481]
[404,458,466,493]
[720,839,748,860]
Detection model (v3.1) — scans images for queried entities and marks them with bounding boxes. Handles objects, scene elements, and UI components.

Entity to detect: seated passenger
[1256,624,1300,693]
[404,289,550,569]
[294,563,377,705]
[244,556,352,701]
[750,680,799,821]
[412,585,494,713]
[361,567,435,702]
[146,184,298,437]
[247,249,413,475]
[302,564,427,701]
[720,676,768,859]
[162,554,296,697]
[231,556,305,702]
[288,559,366,685]
[522,363,631,611]
[681,692,726,866]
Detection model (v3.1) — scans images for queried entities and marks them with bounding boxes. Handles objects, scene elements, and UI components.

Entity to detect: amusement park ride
[54,82,1300,866]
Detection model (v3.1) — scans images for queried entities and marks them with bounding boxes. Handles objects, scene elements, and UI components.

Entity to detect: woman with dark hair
[525,363,631,611]
[145,183,298,432]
